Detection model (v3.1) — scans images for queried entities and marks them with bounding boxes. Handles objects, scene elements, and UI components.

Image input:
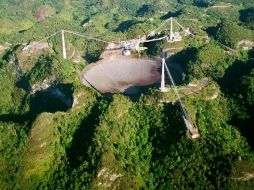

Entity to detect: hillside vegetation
[0,0,254,189]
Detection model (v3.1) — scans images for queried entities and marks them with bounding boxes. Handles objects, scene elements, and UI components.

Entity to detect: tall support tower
[61,30,67,59]
[160,58,166,92]
[170,17,173,41]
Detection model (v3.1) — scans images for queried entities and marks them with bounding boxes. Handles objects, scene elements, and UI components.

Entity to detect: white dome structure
[122,49,131,56]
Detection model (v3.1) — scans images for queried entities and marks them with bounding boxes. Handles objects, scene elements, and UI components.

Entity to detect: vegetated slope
[0,0,254,189]
[1,82,253,189]
[215,21,254,49]
[240,7,254,30]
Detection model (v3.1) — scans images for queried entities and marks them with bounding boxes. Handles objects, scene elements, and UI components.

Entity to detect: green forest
[0,0,254,189]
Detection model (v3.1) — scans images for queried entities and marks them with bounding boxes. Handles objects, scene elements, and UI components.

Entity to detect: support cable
[164,60,200,139]
[37,31,61,43]
[142,36,167,43]
[63,30,119,44]
[173,19,188,32]
[164,60,189,120]
[147,19,170,38]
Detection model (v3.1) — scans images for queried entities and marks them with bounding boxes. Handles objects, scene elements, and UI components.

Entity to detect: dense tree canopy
[0,0,254,189]
[240,8,254,29]
[215,21,254,49]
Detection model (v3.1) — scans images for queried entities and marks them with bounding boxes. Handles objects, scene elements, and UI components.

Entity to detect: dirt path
[205,3,233,12]
[160,78,217,103]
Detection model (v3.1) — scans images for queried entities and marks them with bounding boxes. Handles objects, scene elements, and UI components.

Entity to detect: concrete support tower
[61,30,67,59]
[170,17,173,41]
[160,58,166,92]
